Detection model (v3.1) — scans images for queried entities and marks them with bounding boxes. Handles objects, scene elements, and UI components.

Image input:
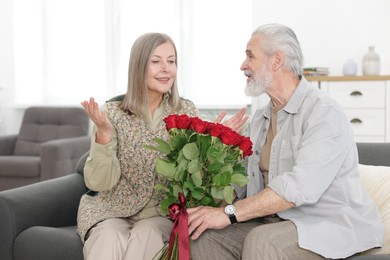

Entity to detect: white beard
[244,64,273,97]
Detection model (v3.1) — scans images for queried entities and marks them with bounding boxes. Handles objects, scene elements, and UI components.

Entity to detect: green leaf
[188,158,201,174]
[212,173,221,186]
[176,168,187,182]
[151,138,171,154]
[173,168,182,181]
[172,184,183,197]
[207,161,223,173]
[188,132,198,143]
[199,134,211,146]
[191,190,203,200]
[177,154,189,173]
[184,180,195,191]
[207,142,227,162]
[220,171,232,186]
[143,145,160,152]
[223,186,235,204]
[154,183,169,192]
[221,164,233,174]
[231,173,249,186]
[233,163,246,174]
[160,197,177,214]
[200,196,212,206]
[211,186,224,200]
[191,170,202,187]
[207,145,220,159]
[177,150,186,161]
[216,149,227,163]
[183,142,199,160]
[198,135,211,161]
[170,135,187,150]
[155,159,176,179]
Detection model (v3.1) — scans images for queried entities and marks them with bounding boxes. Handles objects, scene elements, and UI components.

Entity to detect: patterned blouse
[77,97,198,241]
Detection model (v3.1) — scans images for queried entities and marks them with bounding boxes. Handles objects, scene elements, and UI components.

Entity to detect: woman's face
[147,42,177,95]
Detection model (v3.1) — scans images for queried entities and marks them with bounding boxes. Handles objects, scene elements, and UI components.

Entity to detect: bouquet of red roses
[146,114,253,260]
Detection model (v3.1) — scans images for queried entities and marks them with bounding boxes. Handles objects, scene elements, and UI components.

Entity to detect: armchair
[0,106,90,191]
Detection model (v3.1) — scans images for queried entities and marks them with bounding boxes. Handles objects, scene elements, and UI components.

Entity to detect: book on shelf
[303,67,329,76]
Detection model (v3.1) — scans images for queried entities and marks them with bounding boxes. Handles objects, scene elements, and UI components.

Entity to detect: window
[13,0,107,104]
[179,0,252,109]
[12,0,252,109]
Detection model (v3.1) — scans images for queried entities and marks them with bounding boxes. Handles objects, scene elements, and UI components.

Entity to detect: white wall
[1,0,390,135]
[251,0,390,75]
[250,0,390,110]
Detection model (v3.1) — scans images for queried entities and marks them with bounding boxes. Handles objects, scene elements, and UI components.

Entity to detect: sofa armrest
[0,134,17,155]
[40,135,91,180]
[0,173,87,260]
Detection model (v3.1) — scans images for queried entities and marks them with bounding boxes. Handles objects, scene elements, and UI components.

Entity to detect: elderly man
[187,23,383,259]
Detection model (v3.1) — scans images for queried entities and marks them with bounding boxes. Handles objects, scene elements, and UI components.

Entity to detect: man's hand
[187,206,230,240]
[214,107,249,133]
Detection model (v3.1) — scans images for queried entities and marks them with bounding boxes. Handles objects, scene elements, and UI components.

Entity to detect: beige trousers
[83,216,173,260]
[191,219,327,260]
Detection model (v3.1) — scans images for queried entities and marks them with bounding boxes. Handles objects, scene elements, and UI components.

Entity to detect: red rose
[207,123,224,138]
[190,117,209,134]
[176,114,192,129]
[220,128,243,146]
[238,136,253,157]
[164,114,179,130]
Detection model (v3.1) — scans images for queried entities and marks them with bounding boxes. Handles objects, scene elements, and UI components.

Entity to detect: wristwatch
[224,204,238,224]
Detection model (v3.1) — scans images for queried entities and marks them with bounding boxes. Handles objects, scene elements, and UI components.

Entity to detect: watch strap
[228,214,238,224]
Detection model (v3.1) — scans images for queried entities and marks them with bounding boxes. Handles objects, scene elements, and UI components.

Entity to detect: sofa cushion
[359,164,390,255]
[14,226,83,260]
[14,107,89,156]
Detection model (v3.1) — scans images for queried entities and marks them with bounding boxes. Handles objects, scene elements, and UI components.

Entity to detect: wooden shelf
[306,75,390,82]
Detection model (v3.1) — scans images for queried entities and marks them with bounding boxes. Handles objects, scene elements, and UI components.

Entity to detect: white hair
[253,23,304,76]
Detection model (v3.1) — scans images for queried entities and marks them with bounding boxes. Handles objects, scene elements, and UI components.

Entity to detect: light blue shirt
[241,77,383,258]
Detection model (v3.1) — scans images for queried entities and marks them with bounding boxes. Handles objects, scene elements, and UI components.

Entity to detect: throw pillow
[358,163,390,255]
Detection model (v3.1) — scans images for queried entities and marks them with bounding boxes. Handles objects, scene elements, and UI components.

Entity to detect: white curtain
[12,0,252,108]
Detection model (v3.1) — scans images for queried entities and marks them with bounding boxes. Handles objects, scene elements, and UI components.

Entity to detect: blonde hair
[120,33,182,116]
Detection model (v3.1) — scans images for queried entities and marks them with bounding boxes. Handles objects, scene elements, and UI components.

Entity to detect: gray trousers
[191,218,326,260]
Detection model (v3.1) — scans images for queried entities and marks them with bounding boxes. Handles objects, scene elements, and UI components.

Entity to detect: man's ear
[272,51,284,71]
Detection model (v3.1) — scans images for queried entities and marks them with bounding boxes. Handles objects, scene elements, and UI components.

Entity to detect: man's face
[240,34,273,97]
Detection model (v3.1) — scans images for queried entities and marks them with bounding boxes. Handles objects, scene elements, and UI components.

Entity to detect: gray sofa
[0,143,389,260]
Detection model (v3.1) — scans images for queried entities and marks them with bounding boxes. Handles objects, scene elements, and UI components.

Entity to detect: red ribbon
[167,192,190,260]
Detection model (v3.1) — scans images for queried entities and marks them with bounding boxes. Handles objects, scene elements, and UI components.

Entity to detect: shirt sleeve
[83,104,121,191]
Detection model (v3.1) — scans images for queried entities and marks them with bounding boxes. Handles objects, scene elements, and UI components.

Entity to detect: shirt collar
[283,76,310,114]
[262,76,310,119]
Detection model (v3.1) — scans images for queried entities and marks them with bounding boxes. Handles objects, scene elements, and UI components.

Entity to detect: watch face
[224,205,236,215]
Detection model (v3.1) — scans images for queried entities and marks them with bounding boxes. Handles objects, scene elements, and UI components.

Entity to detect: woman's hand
[81,97,112,144]
[214,107,249,133]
